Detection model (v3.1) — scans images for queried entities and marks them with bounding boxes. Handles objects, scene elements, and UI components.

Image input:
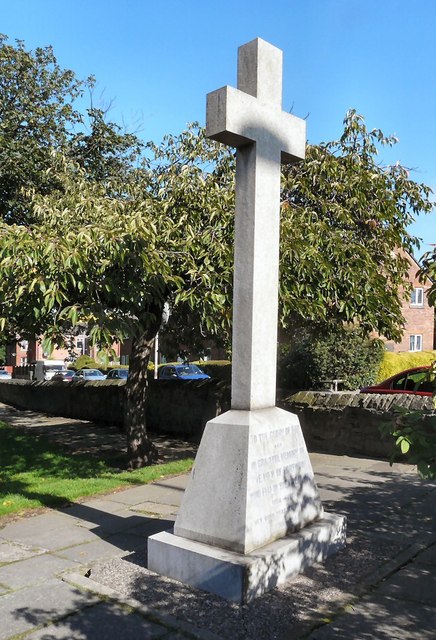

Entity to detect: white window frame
[410,287,424,306]
[409,334,423,352]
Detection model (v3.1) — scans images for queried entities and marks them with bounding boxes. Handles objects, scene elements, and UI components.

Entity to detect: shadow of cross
[206,37,306,411]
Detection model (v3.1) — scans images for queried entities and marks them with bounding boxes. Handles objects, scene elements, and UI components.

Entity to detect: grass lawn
[0,421,194,519]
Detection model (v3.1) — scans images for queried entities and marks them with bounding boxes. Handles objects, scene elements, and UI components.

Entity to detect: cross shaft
[206,38,306,410]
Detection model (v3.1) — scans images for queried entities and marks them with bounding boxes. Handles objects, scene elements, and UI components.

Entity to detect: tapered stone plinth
[148,408,346,602]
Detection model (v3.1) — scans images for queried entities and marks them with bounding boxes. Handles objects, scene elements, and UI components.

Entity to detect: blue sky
[2,0,435,254]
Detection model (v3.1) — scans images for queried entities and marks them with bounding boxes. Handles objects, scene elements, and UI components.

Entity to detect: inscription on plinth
[246,417,323,550]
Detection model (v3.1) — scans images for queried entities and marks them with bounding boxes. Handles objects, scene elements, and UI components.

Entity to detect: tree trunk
[125,329,159,469]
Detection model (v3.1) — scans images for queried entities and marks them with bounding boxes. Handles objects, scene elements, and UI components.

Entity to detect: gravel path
[89,459,435,639]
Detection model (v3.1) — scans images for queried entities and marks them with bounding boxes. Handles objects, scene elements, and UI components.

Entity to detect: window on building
[409,335,423,352]
[75,335,89,355]
[410,288,424,306]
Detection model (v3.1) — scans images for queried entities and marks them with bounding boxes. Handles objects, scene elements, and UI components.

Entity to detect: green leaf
[400,439,410,454]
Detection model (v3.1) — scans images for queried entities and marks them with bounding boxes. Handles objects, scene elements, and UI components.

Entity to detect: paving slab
[107,483,184,507]
[56,505,147,535]
[131,501,178,518]
[126,517,175,539]
[0,522,97,551]
[54,538,131,564]
[307,595,436,639]
[407,492,436,523]
[0,578,99,640]
[24,601,169,640]
[55,531,146,564]
[317,488,350,502]
[0,553,77,589]
[0,512,74,537]
[376,564,436,605]
[0,541,47,564]
[61,496,131,516]
[414,543,436,565]
[156,476,190,490]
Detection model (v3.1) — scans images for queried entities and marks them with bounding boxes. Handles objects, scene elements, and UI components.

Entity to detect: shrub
[377,350,436,382]
[278,326,385,391]
[380,406,436,479]
[72,355,100,370]
[194,360,231,383]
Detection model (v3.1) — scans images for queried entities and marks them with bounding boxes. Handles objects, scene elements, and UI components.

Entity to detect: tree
[69,107,144,186]
[278,325,385,391]
[279,110,433,341]
[0,35,89,224]
[1,116,432,467]
[1,37,433,468]
[0,129,235,468]
[0,35,143,225]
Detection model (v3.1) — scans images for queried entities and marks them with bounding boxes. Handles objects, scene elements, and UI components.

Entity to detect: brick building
[383,251,435,353]
[5,335,120,367]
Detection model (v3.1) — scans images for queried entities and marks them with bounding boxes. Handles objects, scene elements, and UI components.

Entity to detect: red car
[361,366,435,396]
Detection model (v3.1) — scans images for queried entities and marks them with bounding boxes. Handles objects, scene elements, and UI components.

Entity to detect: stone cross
[148,39,345,604]
[206,37,306,410]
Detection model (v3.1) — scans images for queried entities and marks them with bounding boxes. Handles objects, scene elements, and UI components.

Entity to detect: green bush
[380,406,436,480]
[377,350,436,382]
[194,360,231,383]
[72,355,100,370]
[278,326,385,391]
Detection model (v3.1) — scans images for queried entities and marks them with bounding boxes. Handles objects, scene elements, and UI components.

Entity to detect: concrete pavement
[0,404,435,639]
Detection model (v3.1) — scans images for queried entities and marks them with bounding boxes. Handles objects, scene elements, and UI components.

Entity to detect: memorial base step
[148,512,346,604]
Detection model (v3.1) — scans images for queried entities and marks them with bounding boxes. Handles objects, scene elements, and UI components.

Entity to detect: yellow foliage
[377,350,436,382]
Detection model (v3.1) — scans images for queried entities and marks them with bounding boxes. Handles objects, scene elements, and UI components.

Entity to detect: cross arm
[206,86,306,164]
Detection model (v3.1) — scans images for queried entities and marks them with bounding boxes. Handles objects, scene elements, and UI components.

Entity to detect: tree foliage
[0,35,144,225]
[0,129,234,348]
[280,110,433,341]
[0,34,88,224]
[278,325,385,391]
[0,36,433,467]
[0,126,235,467]
[419,247,436,306]
[380,407,436,480]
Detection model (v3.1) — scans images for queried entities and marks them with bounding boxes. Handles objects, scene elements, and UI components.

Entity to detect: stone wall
[282,391,435,459]
[0,381,433,459]
[0,379,230,439]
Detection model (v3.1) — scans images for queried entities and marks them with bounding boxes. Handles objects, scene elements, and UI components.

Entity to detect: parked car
[106,368,129,380]
[34,359,66,381]
[52,370,75,382]
[72,368,107,382]
[361,366,435,396]
[0,369,11,380]
[158,364,210,381]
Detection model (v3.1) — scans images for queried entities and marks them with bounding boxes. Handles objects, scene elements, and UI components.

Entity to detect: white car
[0,369,11,380]
[72,369,107,382]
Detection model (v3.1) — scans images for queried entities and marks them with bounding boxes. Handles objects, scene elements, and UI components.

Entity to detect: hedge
[377,350,436,382]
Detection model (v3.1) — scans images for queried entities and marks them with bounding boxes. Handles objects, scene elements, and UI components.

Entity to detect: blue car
[158,364,210,381]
